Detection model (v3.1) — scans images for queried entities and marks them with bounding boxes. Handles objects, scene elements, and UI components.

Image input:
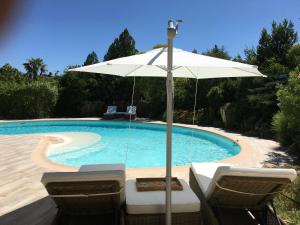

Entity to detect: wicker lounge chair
[125,179,201,225]
[41,164,125,224]
[103,105,117,119]
[189,163,297,225]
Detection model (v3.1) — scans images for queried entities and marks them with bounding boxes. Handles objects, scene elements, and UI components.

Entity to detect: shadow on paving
[0,197,118,225]
[264,145,299,167]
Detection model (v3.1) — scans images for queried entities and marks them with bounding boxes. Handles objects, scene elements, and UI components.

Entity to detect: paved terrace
[0,119,294,225]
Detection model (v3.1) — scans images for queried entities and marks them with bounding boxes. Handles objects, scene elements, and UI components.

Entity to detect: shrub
[275,175,300,225]
[162,109,209,126]
[207,86,224,123]
[273,68,300,151]
[0,80,58,119]
[272,112,292,146]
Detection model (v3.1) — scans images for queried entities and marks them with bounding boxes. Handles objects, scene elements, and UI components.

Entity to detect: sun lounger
[103,105,136,119]
[125,179,201,225]
[123,106,136,119]
[41,164,125,223]
[103,105,117,119]
[189,162,297,225]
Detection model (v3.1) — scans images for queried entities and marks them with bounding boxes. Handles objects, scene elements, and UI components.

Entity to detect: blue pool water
[0,120,240,168]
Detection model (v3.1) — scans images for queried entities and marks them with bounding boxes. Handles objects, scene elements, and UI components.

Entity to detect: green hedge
[0,80,58,119]
[273,68,300,151]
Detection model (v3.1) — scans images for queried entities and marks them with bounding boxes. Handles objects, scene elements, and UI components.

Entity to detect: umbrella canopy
[70,47,265,79]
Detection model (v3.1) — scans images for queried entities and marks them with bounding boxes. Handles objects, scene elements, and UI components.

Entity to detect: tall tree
[257,19,298,66]
[244,47,257,65]
[83,51,99,66]
[104,28,138,61]
[203,45,231,60]
[270,19,298,64]
[286,44,300,68]
[94,28,140,106]
[23,58,47,79]
[256,28,273,65]
[232,54,244,63]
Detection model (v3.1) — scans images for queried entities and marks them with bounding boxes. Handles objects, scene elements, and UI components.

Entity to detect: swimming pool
[0,120,240,168]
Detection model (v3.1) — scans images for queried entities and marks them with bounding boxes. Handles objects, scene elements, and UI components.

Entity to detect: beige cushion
[191,162,298,199]
[125,179,200,214]
[41,163,125,201]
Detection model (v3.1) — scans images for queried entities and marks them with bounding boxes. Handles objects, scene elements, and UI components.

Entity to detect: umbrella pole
[166,20,177,225]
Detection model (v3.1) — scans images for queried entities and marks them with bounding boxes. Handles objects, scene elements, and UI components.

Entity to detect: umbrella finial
[168,19,183,37]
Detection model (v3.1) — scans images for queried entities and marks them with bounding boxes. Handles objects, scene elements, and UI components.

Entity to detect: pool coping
[9,118,255,172]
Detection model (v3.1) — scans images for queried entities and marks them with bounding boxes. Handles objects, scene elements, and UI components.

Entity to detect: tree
[203,45,231,60]
[101,28,139,106]
[192,49,198,54]
[270,19,298,65]
[244,47,257,65]
[257,19,298,66]
[104,28,138,61]
[286,44,300,69]
[257,28,273,65]
[83,51,99,66]
[0,64,23,81]
[232,54,244,63]
[23,58,47,79]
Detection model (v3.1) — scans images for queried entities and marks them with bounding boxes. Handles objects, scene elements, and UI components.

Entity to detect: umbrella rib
[123,65,144,77]
[156,65,168,71]
[233,67,266,77]
[172,66,182,71]
[156,65,182,72]
[147,47,167,65]
[184,66,198,79]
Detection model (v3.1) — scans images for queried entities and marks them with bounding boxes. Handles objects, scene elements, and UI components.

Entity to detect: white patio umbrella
[70,47,263,79]
[70,21,265,225]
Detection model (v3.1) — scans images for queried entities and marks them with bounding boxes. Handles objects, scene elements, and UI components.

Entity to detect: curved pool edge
[26,120,254,172]
[32,135,78,172]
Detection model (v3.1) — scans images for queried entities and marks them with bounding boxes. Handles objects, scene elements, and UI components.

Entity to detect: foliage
[0,63,24,82]
[55,29,139,117]
[23,58,47,79]
[55,69,106,117]
[232,54,244,62]
[104,28,138,61]
[203,44,231,59]
[274,175,300,225]
[152,44,167,49]
[0,79,58,119]
[273,68,300,151]
[1,19,299,142]
[287,44,300,68]
[257,19,298,67]
[244,47,257,65]
[272,112,291,146]
[83,51,99,66]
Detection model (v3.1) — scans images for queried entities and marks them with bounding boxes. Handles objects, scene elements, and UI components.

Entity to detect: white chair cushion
[191,162,298,199]
[79,163,125,173]
[42,164,126,201]
[191,162,231,198]
[125,179,200,214]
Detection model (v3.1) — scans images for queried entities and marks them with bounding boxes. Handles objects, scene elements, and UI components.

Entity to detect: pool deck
[0,118,293,225]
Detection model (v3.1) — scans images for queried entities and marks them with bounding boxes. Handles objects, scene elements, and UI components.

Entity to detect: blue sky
[0,0,299,73]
